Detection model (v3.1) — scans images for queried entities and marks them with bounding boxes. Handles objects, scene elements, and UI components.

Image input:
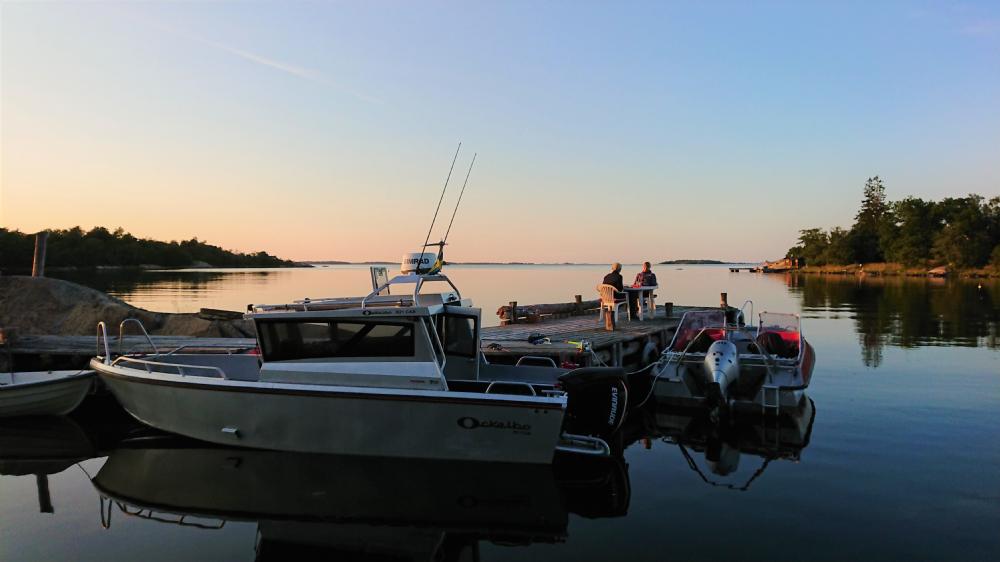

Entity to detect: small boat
[90,250,629,464]
[0,369,95,418]
[649,306,815,414]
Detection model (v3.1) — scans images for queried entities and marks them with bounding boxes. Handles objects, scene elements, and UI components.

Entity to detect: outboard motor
[702,340,740,404]
[558,368,629,438]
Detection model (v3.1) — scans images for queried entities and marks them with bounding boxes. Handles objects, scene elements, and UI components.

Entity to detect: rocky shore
[0,276,254,338]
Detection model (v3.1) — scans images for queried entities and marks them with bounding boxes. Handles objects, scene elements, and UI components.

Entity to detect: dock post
[36,474,53,513]
[664,302,673,318]
[574,295,582,314]
[720,292,728,309]
[0,327,13,373]
[509,301,517,325]
[32,231,49,277]
[604,308,615,331]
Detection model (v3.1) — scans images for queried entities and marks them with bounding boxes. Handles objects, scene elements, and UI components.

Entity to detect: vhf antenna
[442,152,477,245]
[422,142,461,253]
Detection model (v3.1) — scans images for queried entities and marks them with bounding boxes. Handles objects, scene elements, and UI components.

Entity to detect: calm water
[3,266,999,561]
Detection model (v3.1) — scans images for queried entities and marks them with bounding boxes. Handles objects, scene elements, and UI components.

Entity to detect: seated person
[603,262,624,292]
[632,261,658,288]
[603,262,639,317]
[631,261,658,315]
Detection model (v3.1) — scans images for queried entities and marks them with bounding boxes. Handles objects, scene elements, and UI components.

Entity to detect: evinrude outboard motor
[558,368,629,439]
[702,340,740,404]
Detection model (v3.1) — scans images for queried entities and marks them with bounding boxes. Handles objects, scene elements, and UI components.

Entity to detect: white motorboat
[0,369,94,418]
[90,251,629,464]
[649,306,815,414]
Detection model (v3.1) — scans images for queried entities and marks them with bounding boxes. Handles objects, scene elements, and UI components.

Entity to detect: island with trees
[786,177,1000,276]
[0,227,296,270]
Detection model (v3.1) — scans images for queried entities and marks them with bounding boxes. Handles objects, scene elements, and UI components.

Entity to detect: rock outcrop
[0,276,254,337]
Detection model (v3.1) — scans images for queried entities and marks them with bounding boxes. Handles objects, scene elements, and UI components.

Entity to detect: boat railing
[740,300,754,326]
[118,319,159,357]
[96,322,111,364]
[485,380,538,396]
[161,343,254,356]
[361,273,462,310]
[100,497,225,530]
[249,274,463,313]
[515,356,558,368]
[111,356,228,379]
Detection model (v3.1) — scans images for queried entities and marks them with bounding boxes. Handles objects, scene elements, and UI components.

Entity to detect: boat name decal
[457,416,531,435]
[362,309,417,316]
[608,386,619,425]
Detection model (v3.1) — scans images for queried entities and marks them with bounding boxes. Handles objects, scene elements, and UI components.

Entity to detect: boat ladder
[761,384,781,413]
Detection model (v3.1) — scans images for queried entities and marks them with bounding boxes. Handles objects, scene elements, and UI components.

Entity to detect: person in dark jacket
[602,262,638,316]
[602,262,624,291]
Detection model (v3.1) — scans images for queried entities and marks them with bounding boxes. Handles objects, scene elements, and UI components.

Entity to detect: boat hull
[0,371,94,418]
[92,360,566,463]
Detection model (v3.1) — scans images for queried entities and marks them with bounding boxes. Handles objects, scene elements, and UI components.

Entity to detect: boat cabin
[244,269,563,392]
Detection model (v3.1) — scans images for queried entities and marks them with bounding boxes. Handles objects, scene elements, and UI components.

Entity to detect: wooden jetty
[5,303,718,372]
[482,305,701,369]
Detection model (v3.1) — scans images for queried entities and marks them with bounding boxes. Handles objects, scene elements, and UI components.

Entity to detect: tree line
[0,227,295,269]
[786,177,1000,268]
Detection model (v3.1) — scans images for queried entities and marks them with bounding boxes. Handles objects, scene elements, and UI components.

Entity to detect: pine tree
[851,176,889,263]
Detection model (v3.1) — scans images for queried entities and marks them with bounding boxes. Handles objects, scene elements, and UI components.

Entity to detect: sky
[1,1,998,263]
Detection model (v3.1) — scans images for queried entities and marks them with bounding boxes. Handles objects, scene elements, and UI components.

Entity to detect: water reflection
[0,416,96,514]
[642,400,816,491]
[91,439,630,560]
[783,274,999,366]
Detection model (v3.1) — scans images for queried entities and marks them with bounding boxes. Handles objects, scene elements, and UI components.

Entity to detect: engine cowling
[558,367,629,438]
[702,340,740,403]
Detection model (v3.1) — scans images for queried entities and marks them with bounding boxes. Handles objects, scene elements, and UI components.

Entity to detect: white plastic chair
[639,286,658,320]
[597,284,630,324]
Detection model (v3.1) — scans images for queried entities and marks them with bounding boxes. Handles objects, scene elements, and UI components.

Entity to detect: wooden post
[32,231,49,277]
[604,308,616,331]
[509,301,517,325]
[36,474,53,513]
[720,292,728,309]
[664,302,673,318]
[0,327,13,373]
[574,295,582,314]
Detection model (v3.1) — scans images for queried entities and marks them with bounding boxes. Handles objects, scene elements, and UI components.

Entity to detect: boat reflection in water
[92,439,630,560]
[650,398,816,490]
[0,416,97,513]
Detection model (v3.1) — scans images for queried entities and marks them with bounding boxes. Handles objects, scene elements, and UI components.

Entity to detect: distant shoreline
[307,260,753,266]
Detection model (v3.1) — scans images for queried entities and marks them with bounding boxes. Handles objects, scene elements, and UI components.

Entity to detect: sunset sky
[2,1,998,263]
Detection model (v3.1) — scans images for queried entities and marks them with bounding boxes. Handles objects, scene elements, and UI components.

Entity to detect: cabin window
[257,320,415,361]
[438,315,477,358]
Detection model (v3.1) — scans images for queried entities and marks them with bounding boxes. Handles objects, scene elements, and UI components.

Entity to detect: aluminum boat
[90,253,629,463]
[649,306,815,415]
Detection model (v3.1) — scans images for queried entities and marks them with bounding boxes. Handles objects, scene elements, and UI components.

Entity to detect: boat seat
[671,328,725,353]
[756,331,799,359]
